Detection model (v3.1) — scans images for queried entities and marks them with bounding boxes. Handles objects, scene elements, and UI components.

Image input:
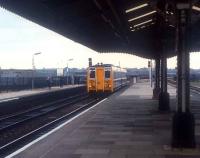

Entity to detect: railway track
[168,79,200,93]
[0,93,106,157]
[0,93,87,132]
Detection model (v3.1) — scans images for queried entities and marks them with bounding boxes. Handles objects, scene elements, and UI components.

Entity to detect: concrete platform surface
[0,84,84,102]
[8,82,200,158]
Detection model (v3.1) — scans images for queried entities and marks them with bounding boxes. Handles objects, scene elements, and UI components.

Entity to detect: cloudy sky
[0,7,199,69]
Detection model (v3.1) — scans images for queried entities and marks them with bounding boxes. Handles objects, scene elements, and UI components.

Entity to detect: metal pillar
[149,60,153,87]
[153,58,161,99]
[161,56,167,93]
[172,0,195,148]
[31,55,35,90]
[155,0,170,110]
[158,55,170,111]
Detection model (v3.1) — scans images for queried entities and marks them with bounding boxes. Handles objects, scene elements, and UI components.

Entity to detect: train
[87,64,127,93]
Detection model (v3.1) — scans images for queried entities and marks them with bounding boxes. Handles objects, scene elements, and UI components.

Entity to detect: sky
[0,7,199,69]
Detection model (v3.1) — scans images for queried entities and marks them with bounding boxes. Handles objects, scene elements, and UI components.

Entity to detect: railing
[0,76,86,92]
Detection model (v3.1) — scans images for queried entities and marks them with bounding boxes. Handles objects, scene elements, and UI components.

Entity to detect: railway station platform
[7,81,200,158]
[0,84,84,103]
[0,84,85,117]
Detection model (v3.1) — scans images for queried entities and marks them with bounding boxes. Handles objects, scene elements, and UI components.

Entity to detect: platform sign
[57,68,63,76]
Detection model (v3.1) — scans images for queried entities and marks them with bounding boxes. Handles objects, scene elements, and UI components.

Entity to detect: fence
[0,76,86,92]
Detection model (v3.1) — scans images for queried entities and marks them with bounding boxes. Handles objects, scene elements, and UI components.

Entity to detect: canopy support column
[172,0,195,148]
[153,58,161,99]
[158,55,170,111]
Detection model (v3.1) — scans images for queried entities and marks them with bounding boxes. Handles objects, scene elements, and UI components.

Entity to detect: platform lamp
[148,60,153,87]
[66,58,74,85]
[32,52,42,89]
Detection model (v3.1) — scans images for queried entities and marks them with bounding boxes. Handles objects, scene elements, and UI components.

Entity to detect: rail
[0,84,129,157]
[168,79,200,93]
[0,93,87,132]
[0,94,105,157]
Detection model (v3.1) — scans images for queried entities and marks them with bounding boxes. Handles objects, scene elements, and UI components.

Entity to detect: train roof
[89,64,127,71]
[91,64,123,68]
[93,64,113,67]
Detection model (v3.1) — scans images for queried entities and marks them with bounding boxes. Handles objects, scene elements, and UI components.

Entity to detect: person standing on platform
[47,76,51,90]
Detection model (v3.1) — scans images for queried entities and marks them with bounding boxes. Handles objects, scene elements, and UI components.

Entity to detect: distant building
[0,68,86,78]
[127,68,149,78]
[0,69,32,78]
[63,68,86,77]
[35,68,57,77]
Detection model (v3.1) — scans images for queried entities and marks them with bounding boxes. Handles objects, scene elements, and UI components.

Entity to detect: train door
[104,67,112,92]
[96,67,104,91]
[87,67,96,92]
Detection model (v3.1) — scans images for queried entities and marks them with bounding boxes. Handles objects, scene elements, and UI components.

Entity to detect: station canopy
[0,0,200,59]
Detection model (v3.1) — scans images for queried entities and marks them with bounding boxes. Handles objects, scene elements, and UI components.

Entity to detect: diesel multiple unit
[87,64,127,93]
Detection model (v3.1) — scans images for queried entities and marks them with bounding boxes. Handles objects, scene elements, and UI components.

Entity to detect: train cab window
[105,71,111,78]
[90,70,95,78]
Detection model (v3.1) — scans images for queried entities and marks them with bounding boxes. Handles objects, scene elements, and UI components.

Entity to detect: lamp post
[66,58,73,85]
[148,60,153,87]
[32,52,42,89]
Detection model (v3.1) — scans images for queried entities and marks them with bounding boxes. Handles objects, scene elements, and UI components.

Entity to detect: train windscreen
[90,70,95,78]
[105,67,111,78]
[105,71,110,78]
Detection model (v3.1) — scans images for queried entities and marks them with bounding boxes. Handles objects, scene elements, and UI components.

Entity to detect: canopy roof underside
[1,0,200,59]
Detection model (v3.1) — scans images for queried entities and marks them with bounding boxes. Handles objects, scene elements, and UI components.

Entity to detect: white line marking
[0,98,19,103]
[5,98,108,158]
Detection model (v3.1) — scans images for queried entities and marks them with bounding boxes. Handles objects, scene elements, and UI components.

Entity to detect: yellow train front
[87,64,127,93]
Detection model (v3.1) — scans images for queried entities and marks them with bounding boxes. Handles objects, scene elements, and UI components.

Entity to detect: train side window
[105,71,111,78]
[90,70,95,78]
